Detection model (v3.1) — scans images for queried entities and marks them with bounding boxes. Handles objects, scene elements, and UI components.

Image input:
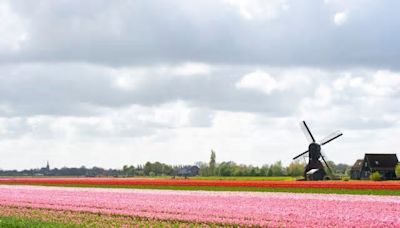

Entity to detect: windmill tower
[293,121,343,180]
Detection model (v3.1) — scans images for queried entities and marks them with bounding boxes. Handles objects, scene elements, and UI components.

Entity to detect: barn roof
[364,154,399,171]
[351,159,363,171]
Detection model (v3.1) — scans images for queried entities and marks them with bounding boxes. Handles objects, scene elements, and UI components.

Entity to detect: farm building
[175,166,200,177]
[350,154,398,180]
[350,159,363,180]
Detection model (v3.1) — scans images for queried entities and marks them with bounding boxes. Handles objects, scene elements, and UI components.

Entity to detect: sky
[0,0,400,170]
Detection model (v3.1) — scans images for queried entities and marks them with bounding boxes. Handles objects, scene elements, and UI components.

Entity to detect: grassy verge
[3,183,399,195]
[0,206,228,228]
[0,216,83,228]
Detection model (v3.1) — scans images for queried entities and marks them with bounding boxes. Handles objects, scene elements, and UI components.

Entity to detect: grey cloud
[1,63,399,133]
[1,0,400,69]
[0,63,314,117]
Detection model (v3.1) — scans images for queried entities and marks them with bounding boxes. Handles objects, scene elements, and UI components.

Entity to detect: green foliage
[286,161,305,177]
[341,176,350,181]
[141,162,174,176]
[267,168,273,176]
[396,163,400,178]
[197,162,209,176]
[209,149,216,176]
[122,165,135,177]
[325,161,336,174]
[152,162,163,176]
[268,161,284,176]
[335,163,351,174]
[143,162,152,176]
[369,171,381,181]
[0,216,83,228]
[217,161,236,176]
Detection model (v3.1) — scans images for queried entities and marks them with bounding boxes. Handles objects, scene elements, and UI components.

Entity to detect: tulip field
[0,178,400,227]
[1,177,400,195]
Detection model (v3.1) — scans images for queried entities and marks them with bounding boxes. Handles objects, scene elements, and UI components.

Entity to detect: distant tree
[267,167,273,176]
[249,166,260,176]
[396,163,400,178]
[153,162,163,176]
[217,161,236,176]
[286,161,305,177]
[335,163,350,174]
[209,149,216,176]
[122,165,135,177]
[143,162,152,176]
[162,164,174,176]
[269,161,284,176]
[196,162,209,176]
[260,165,269,176]
[325,161,336,174]
[233,165,244,176]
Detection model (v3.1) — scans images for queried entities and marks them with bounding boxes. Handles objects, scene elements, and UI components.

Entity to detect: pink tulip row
[0,185,399,227]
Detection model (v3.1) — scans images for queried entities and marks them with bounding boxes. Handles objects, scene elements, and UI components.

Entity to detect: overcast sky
[1,0,399,170]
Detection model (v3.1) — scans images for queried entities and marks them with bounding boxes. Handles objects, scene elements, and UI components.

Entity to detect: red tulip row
[0,177,399,189]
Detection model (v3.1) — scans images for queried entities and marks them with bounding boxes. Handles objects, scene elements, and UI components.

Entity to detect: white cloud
[169,62,211,76]
[235,69,314,94]
[1,66,400,169]
[0,1,28,51]
[333,70,400,96]
[112,63,211,91]
[223,0,289,20]
[235,70,281,94]
[111,68,146,91]
[333,10,348,26]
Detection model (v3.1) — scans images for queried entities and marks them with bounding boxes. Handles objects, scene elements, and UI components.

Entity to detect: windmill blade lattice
[300,121,315,143]
[320,131,343,145]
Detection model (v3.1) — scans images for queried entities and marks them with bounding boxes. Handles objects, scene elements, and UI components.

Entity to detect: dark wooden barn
[350,159,363,180]
[351,154,398,180]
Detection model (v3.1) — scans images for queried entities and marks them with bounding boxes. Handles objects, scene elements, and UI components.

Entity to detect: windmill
[293,121,343,180]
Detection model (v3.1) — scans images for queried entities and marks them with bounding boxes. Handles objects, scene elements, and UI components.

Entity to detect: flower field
[1,177,400,190]
[0,185,399,227]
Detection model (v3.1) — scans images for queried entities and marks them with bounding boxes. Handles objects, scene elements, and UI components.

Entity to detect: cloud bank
[0,0,399,169]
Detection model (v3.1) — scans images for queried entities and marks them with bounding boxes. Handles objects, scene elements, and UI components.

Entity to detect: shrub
[396,163,400,179]
[369,171,381,181]
[341,176,350,181]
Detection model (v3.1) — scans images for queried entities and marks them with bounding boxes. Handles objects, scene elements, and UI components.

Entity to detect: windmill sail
[293,150,308,160]
[320,152,333,175]
[320,131,343,145]
[300,121,315,143]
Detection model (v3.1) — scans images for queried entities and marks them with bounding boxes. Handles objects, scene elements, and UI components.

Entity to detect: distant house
[175,166,200,177]
[350,159,363,180]
[351,154,398,180]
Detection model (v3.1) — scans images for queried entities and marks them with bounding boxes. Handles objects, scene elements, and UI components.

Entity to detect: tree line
[120,150,350,177]
[0,150,351,177]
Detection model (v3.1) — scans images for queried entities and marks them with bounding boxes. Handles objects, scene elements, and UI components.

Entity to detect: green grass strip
[0,216,84,228]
